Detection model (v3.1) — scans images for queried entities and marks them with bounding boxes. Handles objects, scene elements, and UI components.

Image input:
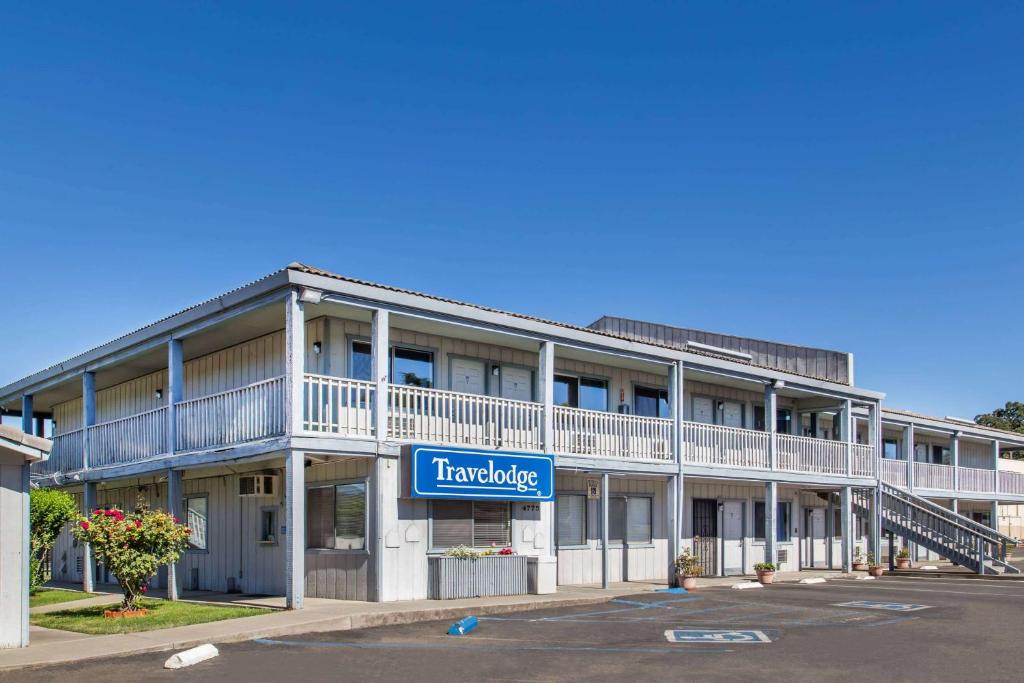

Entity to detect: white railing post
[372,309,389,440]
[167,339,183,454]
[285,289,305,437]
[905,423,915,491]
[951,431,960,492]
[765,381,777,470]
[538,341,554,454]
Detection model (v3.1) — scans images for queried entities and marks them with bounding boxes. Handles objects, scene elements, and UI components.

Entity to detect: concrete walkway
[3,570,844,671]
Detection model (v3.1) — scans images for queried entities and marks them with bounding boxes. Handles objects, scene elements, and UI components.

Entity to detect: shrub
[754,562,777,572]
[72,503,190,612]
[674,542,702,577]
[896,547,911,559]
[442,545,481,559]
[29,488,79,593]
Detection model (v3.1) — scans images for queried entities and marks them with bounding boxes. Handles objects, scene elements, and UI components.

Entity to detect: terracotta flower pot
[679,574,698,590]
[756,570,775,585]
[868,566,885,577]
[852,562,867,571]
[895,558,911,570]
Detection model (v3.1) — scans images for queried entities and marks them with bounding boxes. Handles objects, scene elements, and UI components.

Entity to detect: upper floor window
[932,445,950,465]
[883,439,899,459]
[634,386,669,418]
[554,375,608,410]
[350,341,372,381]
[553,374,579,407]
[392,347,434,387]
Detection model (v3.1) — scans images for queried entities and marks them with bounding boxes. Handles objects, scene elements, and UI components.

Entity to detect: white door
[808,509,826,568]
[722,401,743,428]
[500,366,533,402]
[451,358,486,395]
[722,501,744,576]
[693,397,714,424]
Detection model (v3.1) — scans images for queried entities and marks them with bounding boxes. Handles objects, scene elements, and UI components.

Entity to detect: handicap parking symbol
[835,600,931,612]
[665,629,772,644]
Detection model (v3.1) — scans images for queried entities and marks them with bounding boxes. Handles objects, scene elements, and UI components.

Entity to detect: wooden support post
[601,472,609,589]
[371,456,386,602]
[285,290,305,437]
[840,486,852,572]
[82,481,97,593]
[765,481,778,568]
[166,468,183,600]
[905,424,915,490]
[841,399,852,476]
[672,361,685,564]
[538,341,554,453]
[666,474,677,585]
[20,395,32,434]
[372,309,390,440]
[82,372,95,470]
[992,439,1000,496]
[765,382,777,470]
[285,449,305,609]
[951,431,960,492]
[167,339,183,455]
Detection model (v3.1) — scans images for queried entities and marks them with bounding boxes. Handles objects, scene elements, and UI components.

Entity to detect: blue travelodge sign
[408,444,554,501]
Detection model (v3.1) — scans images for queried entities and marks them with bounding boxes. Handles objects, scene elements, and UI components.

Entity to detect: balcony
[878,459,1024,496]
[34,373,876,480]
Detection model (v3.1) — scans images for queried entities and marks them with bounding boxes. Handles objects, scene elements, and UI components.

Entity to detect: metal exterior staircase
[856,483,1020,575]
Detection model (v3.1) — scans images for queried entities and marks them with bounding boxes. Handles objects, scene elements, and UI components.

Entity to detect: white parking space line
[827,583,1024,598]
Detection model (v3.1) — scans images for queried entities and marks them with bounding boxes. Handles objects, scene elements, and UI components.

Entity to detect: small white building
[0,424,51,648]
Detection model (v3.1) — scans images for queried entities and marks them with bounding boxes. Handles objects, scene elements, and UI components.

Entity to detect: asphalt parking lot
[10,573,1024,682]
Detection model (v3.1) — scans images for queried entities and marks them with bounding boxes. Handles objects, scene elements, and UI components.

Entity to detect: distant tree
[976,402,1024,460]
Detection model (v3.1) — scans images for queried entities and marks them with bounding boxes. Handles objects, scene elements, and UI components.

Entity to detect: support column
[951,431,960,492]
[993,439,1001,496]
[167,339,183,455]
[991,500,1000,532]
[670,360,685,580]
[951,498,959,515]
[34,417,45,437]
[870,486,882,565]
[827,494,835,570]
[21,395,33,434]
[286,290,306,436]
[765,382,777,470]
[285,450,305,609]
[601,472,609,589]
[905,424,915,490]
[840,399,852,476]
[666,475,677,585]
[82,481,97,592]
[371,309,390,440]
[765,481,778,568]
[840,486,852,572]
[166,469,183,600]
[538,341,554,453]
[82,372,95,470]
[371,456,386,602]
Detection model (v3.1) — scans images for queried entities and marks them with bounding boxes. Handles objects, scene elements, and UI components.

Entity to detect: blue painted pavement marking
[665,629,772,644]
[834,600,932,612]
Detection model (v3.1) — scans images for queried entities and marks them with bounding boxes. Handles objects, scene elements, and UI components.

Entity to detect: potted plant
[895,547,911,570]
[754,562,777,584]
[867,553,885,577]
[674,543,702,590]
[852,546,867,571]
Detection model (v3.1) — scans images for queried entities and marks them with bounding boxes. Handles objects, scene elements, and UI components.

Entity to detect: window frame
[305,478,370,555]
[883,438,899,460]
[258,506,278,545]
[556,492,589,549]
[632,383,670,419]
[183,493,209,554]
[391,344,437,388]
[428,499,513,552]
[603,494,654,549]
[752,499,793,544]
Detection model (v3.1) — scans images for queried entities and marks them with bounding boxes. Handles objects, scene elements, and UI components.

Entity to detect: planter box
[428,555,528,600]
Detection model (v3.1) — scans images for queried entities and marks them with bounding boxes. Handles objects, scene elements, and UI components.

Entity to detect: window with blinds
[431,500,511,548]
[606,496,652,545]
[608,498,626,545]
[557,494,587,547]
[306,482,367,550]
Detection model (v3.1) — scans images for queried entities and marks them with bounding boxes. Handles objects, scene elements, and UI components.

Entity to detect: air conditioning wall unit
[238,473,278,497]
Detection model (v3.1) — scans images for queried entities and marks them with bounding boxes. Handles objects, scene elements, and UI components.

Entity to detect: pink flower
[134,520,142,529]
[80,520,90,531]
[140,585,148,593]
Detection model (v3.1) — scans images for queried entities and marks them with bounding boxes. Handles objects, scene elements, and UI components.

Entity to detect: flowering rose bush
[71,504,191,612]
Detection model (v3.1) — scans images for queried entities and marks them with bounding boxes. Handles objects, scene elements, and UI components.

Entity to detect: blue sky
[1,3,1021,419]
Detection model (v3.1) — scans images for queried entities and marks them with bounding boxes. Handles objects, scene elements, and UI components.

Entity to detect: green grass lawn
[30,598,270,634]
[30,588,98,609]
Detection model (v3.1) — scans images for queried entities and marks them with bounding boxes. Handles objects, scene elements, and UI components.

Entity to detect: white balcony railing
[851,444,876,478]
[303,374,375,437]
[176,375,287,451]
[388,384,543,451]
[89,406,168,467]
[682,422,771,469]
[914,462,954,491]
[33,429,84,474]
[1000,470,1024,496]
[552,406,673,461]
[881,459,908,487]
[959,466,996,493]
[777,433,846,475]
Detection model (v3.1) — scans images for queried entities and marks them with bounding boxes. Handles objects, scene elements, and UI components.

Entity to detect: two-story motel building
[4,263,1022,607]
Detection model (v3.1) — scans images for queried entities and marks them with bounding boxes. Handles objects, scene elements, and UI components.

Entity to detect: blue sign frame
[409,444,554,501]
